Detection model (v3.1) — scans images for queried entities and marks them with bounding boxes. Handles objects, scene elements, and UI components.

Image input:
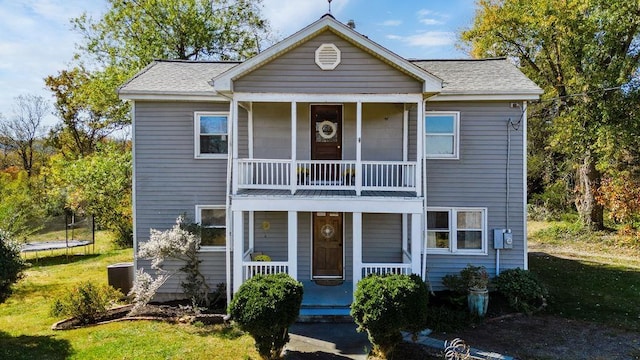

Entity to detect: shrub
[0,230,28,303]
[351,274,429,358]
[228,273,303,360]
[51,281,121,324]
[494,268,548,314]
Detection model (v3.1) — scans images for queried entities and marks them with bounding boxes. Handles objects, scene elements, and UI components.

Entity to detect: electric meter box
[493,229,513,249]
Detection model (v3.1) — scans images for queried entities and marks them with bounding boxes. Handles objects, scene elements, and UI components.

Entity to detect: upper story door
[311,105,342,160]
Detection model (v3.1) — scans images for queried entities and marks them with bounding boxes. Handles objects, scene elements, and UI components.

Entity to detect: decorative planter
[467,288,489,317]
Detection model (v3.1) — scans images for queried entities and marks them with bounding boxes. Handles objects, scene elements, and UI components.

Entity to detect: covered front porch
[229,196,425,311]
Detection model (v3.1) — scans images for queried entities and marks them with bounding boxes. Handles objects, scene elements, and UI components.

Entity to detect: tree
[0,230,28,304]
[461,0,640,230]
[45,67,129,158]
[0,95,49,176]
[43,143,133,246]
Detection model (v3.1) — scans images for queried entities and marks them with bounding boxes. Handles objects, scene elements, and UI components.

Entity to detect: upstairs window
[425,111,459,159]
[426,207,487,255]
[195,112,228,158]
[196,205,226,250]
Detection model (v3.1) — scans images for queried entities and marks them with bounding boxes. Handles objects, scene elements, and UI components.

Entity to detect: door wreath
[317,120,337,139]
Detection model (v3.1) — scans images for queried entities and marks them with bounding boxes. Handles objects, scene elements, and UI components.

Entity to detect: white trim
[355,102,362,195]
[424,111,460,159]
[288,211,298,280]
[425,207,488,255]
[194,111,230,159]
[416,101,424,196]
[195,205,227,252]
[232,92,423,103]
[291,102,297,195]
[428,93,542,102]
[402,106,408,162]
[119,93,229,101]
[231,196,424,214]
[410,213,422,275]
[352,212,362,293]
[131,101,138,271]
[248,102,254,159]
[212,16,442,93]
[522,101,529,270]
[232,211,243,293]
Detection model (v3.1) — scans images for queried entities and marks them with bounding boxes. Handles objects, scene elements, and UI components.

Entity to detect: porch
[230,209,425,309]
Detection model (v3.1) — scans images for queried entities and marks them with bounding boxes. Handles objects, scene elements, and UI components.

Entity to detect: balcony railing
[361,263,412,277]
[236,159,417,193]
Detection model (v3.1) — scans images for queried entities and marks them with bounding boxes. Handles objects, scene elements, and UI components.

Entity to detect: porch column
[355,101,362,195]
[287,211,298,280]
[231,99,239,194]
[290,101,297,195]
[232,211,244,293]
[416,100,424,197]
[352,212,363,294]
[410,213,422,275]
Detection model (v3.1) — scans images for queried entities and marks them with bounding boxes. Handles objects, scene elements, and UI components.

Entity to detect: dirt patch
[429,314,640,360]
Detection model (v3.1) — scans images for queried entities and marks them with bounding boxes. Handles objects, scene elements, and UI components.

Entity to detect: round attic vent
[315,43,341,70]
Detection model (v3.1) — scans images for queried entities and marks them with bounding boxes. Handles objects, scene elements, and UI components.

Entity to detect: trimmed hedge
[351,274,429,358]
[228,273,303,360]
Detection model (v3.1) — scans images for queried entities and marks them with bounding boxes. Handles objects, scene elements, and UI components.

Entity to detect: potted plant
[465,265,489,317]
[443,264,490,317]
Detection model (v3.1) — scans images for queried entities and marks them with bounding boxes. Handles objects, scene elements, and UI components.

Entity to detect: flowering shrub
[128,268,170,315]
[133,216,210,308]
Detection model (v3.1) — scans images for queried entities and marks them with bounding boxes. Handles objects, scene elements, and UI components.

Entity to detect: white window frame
[194,111,229,159]
[424,111,460,159]
[426,207,487,255]
[195,205,227,252]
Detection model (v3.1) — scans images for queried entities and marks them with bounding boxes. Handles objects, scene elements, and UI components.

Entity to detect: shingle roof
[119,58,542,97]
[411,58,543,95]
[118,60,238,96]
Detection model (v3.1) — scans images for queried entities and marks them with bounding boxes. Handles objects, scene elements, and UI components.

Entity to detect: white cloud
[379,19,402,26]
[386,31,455,48]
[416,9,448,26]
[261,0,350,39]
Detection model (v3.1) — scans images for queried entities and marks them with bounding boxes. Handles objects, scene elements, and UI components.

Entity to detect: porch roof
[236,189,417,198]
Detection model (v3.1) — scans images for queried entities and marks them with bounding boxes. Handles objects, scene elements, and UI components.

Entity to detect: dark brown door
[312,212,344,278]
[311,105,342,160]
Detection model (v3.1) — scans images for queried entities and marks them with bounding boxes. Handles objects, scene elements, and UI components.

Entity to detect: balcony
[235,159,418,195]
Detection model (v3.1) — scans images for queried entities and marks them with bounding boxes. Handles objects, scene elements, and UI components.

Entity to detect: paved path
[284,323,370,360]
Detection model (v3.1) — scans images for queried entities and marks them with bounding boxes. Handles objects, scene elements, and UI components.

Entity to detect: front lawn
[0,234,259,360]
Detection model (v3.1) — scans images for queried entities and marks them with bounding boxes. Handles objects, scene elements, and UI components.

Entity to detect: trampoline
[21,212,95,258]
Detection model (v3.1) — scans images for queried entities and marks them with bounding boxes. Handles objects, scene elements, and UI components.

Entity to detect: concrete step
[298,306,353,322]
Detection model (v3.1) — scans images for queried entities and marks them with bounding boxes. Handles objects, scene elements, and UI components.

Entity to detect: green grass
[0,232,260,360]
[528,220,640,331]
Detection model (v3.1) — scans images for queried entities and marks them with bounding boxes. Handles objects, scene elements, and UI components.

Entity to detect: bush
[0,230,28,303]
[51,281,121,324]
[351,274,429,358]
[442,264,490,294]
[494,268,548,314]
[228,273,303,360]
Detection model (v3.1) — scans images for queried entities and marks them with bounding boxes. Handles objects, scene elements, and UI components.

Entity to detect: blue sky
[0,0,476,126]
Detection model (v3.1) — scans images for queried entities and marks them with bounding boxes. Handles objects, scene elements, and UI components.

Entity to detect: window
[196,206,226,250]
[195,112,228,158]
[425,111,459,159]
[426,207,486,254]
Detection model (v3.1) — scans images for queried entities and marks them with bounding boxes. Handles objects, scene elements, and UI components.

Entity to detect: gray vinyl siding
[362,213,402,263]
[134,101,230,296]
[423,101,526,288]
[252,212,288,261]
[234,30,422,94]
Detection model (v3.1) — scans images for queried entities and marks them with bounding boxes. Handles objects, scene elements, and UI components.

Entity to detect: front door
[312,212,344,279]
[311,105,342,160]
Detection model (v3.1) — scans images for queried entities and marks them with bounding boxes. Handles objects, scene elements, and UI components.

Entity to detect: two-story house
[119,14,542,315]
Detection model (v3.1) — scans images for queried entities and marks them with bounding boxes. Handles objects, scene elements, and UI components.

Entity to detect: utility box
[493,229,513,249]
[107,262,134,296]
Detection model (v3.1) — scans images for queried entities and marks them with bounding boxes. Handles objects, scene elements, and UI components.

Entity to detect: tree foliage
[0,230,28,304]
[461,0,640,229]
[43,143,132,246]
